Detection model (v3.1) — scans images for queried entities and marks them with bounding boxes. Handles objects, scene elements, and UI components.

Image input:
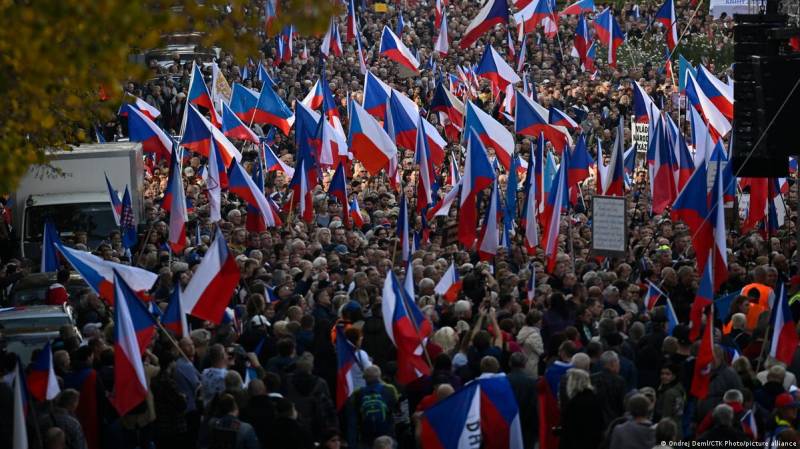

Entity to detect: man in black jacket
[591,350,627,430]
[507,353,538,449]
[696,404,750,443]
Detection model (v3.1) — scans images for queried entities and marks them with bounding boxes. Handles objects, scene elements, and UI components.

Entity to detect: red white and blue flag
[769,283,799,364]
[542,142,569,272]
[435,9,450,56]
[514,0,556,35]
[163,146,188,254]
[187,62,220,126]
[379,26,420,73]
[221,102,259,144]
[335,325,360,410]
[105,172,123,226]
[460,0,509,49]
[560,0,594,15]
[459,130,496,248]
[56,241,157,303]
[252,83,294,135]
[348,100,397,175]
[162,286,189,338]
[321,18,343,57]
[41,221,61,273]
[593,8,625,68]
[382,271,432,384]
[420,374,523,449]
[229,159,282,228]
[182,228,241,324]
[514,92,571,152]
[26,341,60,402]
[466,100,515,169]
[110,271,157,415]
[119,93,161,121]
[124,104,172,160]
[655,0,678,51]
[475,43,522,90]
[671,160,713,278]
[696,65,734,121]
[645,281,668,310]
[434,262,463,303]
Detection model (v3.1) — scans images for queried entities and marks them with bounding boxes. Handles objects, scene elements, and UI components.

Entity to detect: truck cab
[13,142,144,265]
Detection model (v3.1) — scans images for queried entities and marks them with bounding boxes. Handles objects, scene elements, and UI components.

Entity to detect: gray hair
[570,353,591,371]
[713,404,735,426]
[600,350,619,367]
[373,436,397,449]
[723,389,744,404]
[565,368,593,400]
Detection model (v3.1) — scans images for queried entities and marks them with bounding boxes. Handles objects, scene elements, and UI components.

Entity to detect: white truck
[12,142,144,260]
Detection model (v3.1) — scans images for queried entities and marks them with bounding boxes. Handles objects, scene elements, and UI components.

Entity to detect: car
[144,32,218,69]
[0,305,82,364]
[7,272,90,306]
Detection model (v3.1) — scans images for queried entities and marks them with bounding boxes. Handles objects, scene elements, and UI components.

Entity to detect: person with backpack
[348,365,399,449]
[207,394,260,449]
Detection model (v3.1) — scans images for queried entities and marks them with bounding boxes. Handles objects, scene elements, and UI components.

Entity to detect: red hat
[775,392,800,409]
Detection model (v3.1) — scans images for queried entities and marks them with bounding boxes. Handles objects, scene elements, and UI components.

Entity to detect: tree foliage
[0,0,339,193]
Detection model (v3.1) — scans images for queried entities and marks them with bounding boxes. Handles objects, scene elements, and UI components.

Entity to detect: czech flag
[162,286,189,338]
[229,160,282,228]
[645,281,668,310]
[187,62,219,126]
[655,0,678,51]
[696,65,734,121]
[689,259,714,342]
[690,304,714,399]
[560,0,594,15]
[478,181,501,260]
[601,118,626,196]
[461,0,509,49]
[124,104,172,160]
[434,262,463,303]
[514,92,571,152]
[475,43,521,90]
[105,173,123,226]
[301,80,324,110]
[685,70,731,137]
[346,0,357,41]
[466,101,515,169]
[252,83,294,135]
[415,116,435,213]
[41,221,61,273]
[336,325,360,410]
[181,105,243,165]
[55,242,157,303]
[521,146,539,254]
[650,118,677,213]
[262,143,295,178]
[382,271,432,384]
[110,271,157,415]
[379,26,420,73]
[321,18,343,57]
[435,10,450,55]
[229,83,259,123]
[593,8,625,68]
[514,0,555,35]
[182,228,241,324]
[163,146,188,254]
[221,102,259,144]
[350,197,365,228]
[328,162,350,227]
[430,80,465,138]
[459,130,496,248]
[26,341,60,402]
[549,106,579,129]
[632,80,660,123]
[387,89,421,149]
[671,160,712,277]
[119,93,161,121]
[348,100,397,175]
[421,381,481,449]
[363,71,392,118]
[769,283,799,364]
[542,143,569,272]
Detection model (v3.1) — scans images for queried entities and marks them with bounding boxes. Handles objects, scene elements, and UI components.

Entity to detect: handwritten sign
[630,116,649,153]
[592,195,627,257]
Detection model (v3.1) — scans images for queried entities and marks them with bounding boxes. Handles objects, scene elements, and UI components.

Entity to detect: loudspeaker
[731,14,800,177]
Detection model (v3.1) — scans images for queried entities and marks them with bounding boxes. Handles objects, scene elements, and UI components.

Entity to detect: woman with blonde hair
[559,369,604,449]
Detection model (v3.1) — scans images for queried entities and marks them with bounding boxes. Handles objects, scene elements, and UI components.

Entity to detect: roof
[0,305,70,319]
[27,192,111,206]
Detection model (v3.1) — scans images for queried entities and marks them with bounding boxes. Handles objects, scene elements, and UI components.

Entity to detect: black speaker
[731,14,800,177]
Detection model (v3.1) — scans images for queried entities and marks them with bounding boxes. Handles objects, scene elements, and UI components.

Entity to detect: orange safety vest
[741,283,774,330]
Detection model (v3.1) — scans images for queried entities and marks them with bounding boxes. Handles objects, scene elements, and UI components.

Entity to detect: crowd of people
[2,0,798,449]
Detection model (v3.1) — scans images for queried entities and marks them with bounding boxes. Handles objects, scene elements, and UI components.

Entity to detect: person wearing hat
[766,392,800,440]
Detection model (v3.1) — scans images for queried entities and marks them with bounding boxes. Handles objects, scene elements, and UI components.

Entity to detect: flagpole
[666,0,705,63]
[155,319,202,374]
